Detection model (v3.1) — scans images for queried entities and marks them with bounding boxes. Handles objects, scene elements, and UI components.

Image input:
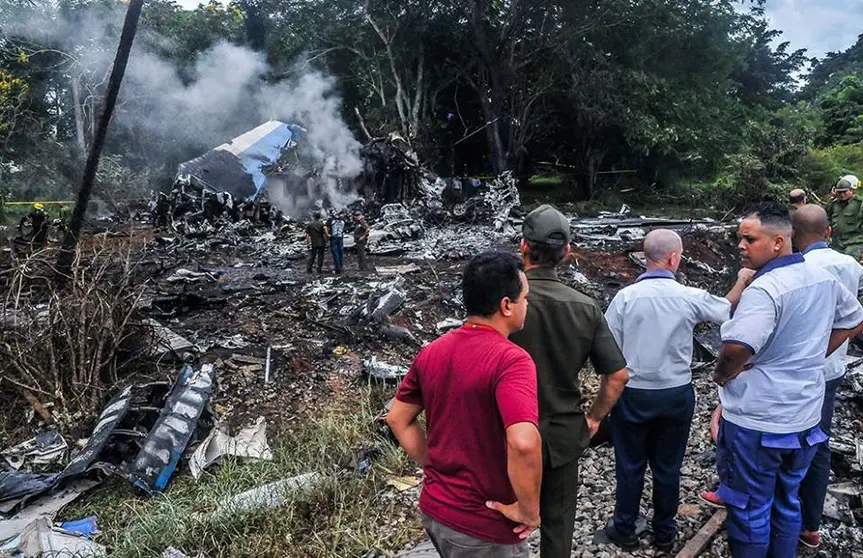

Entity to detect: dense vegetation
[1,0,863,207]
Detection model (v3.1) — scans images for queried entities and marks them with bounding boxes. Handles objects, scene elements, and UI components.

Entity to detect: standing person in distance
[353,212,371,271]
[326,210,346,274]
[305,211,326,275]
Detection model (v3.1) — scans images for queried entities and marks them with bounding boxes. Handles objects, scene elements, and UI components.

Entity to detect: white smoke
[5,4,363,215]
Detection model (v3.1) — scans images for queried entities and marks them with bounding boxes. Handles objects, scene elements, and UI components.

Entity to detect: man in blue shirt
[712,202,863,558]
[792,204,863,549]
[604,229,753,552]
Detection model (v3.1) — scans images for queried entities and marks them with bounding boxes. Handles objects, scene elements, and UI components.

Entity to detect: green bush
[800,143,863,195]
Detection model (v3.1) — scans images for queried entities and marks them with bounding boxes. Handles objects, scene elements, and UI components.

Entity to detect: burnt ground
[4,215,863,557]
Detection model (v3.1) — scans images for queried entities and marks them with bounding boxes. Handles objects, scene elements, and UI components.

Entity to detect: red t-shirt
[395,324,538,544]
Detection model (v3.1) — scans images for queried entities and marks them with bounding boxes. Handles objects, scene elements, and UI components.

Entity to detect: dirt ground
[3,215,862,557]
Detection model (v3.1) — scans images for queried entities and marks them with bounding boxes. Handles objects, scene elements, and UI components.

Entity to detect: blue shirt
[720,255,863,433]
[605,269,731,390]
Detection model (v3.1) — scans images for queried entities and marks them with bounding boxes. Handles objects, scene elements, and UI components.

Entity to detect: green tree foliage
[0,0,857,206]
[818,76,863,146]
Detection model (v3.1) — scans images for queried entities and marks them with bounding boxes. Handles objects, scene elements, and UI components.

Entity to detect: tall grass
[65,387,423,558]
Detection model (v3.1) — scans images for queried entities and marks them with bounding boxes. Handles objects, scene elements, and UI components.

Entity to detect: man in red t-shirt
[387,251,542,557]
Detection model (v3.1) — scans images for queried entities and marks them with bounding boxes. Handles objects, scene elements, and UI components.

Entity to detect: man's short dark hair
[789,191,806,204]
[462,252,525,318]
[744,201,791,231]
[524,239,568,267]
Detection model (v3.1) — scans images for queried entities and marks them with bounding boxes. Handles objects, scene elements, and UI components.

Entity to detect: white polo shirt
[802,241,863,381]
[720,254,863,434]
[605,269,731,390]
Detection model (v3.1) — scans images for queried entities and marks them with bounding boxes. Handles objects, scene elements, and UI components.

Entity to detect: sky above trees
[170,0,860,62]
[764,0,862,59]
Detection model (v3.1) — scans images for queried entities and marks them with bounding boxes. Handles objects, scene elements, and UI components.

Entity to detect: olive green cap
[522,204,571,246]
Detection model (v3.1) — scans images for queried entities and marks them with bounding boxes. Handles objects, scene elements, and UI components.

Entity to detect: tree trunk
[467,0,510,173]
[56,0,144,281]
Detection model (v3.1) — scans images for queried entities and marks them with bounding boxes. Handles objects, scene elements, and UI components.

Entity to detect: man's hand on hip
[485,500,540,539]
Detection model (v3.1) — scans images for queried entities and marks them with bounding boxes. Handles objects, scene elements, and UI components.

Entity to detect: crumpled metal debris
[212,472,322,517]
[0,387,132,508]
[363,357,408,383]
[823,482,861,524]
[189,417,273,480]
[368,204,424,245]
[369,278,406,322]
[0,480,99,546]
[1,430,67,471]
[146,319,198,359]
[1,516,105,557]
[375,264,421,276]
[436,318,462,333]
[128,364,215,494]
[58,516,99,538]
[166,268,218,284]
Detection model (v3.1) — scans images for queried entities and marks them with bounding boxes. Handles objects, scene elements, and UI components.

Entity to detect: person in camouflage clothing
[827,175,863,260]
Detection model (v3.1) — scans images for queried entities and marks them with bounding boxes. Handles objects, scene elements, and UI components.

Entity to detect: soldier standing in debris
[18,203,49,246]
[508,204,629,558]
[325,211,346,274]
[827,175,863,260]
[790,205,863,549]
[305,211,326,275]
[602,229,753,552]
[387,252,541,557]
[354,213,370,271]
[155,193,172,228]
[710,202,863,558]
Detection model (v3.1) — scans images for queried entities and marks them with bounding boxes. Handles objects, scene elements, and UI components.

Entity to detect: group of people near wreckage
[304,210,370,274]
[386,174,863,558]
[14,202,70,247]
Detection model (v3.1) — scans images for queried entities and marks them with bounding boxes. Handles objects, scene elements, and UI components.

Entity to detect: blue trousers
[330,237,344,271]
[799,375,843,532]
[716,420,825,558]
[610,384,695,542]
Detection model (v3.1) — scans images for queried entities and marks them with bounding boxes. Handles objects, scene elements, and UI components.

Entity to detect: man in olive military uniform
[354,213,371,271]
[827,175,863,260]
[305,211,327,275]
[509,204,630,558]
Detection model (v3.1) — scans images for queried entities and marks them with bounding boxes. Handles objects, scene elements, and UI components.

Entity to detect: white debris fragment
[189,417,274,480]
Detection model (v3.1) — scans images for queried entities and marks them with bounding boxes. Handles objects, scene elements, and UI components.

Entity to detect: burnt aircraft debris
[175,120,304,202]
[7,124,863,556]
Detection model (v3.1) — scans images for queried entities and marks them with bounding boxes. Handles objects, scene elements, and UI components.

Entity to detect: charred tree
[55,0,144,281]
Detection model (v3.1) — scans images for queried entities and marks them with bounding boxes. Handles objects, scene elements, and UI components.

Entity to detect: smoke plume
[5,3,363,215]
